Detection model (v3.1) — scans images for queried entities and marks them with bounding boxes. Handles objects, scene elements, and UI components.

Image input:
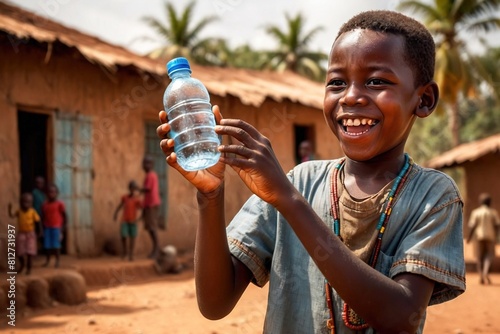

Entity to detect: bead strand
[326,153,413,332]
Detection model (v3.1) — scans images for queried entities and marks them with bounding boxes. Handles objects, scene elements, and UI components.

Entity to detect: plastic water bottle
[164,57,220,171]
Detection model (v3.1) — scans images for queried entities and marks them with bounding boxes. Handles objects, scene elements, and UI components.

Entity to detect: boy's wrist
[197,184,224,202]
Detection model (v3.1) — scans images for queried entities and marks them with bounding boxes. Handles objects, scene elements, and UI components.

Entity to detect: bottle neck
[169,69,191,79]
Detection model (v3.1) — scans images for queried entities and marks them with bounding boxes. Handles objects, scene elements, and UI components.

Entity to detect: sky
[5,0,500,57]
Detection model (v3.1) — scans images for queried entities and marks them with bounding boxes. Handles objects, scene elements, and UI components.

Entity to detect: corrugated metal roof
[426,134,500,169]
[0,1,324,109]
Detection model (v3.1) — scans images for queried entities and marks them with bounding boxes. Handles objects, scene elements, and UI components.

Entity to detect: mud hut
[0,2,342,261]
[426,134,500,234]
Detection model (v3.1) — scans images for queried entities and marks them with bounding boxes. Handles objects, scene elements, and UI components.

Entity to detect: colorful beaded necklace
[325,153,413,333]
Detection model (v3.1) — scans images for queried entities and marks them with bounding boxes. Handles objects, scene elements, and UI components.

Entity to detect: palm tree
[398,0,500,146]
[264,13,327,82]
[141,1,218,62]
[228,44,270,70]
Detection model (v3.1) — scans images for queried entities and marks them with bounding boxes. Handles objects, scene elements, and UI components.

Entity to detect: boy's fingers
[157,123,170,139]
[212,105,223,124]
[160,138,174,154]
[158,110,167,124]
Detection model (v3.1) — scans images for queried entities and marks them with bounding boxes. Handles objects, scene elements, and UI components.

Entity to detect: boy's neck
[343,153,407,197]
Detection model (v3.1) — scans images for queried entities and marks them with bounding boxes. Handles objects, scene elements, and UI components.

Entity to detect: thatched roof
[426,134,500,169]
[0,1,324,109]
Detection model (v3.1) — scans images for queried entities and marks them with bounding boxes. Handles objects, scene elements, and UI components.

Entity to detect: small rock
[88,318,96,325]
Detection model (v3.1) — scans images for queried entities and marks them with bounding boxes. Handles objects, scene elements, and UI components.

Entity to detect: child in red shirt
[42,184,67,268]
[114,180,143,261]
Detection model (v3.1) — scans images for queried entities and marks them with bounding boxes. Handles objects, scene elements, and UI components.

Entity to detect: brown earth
[2,248,500,334]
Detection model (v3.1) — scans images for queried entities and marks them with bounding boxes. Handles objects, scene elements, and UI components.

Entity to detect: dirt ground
[3,269,500,334]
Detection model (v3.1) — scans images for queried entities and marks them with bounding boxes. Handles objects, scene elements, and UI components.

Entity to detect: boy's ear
[415,81,439,118]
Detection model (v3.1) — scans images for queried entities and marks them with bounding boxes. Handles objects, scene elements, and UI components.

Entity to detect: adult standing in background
[467,193,500,284]
[142,156,161,259]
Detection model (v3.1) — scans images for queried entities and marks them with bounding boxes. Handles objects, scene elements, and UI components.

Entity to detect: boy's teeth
[342,118,376,126]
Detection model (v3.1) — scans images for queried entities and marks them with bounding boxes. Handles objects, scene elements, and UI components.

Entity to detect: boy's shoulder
[290,159,340,174]
[407,162,463,201]
[287,159,340,186]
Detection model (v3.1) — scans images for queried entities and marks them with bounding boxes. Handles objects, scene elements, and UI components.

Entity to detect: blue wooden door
[54,113,94,255]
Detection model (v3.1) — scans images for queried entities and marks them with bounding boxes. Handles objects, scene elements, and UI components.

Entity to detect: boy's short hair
[47,183,59,192]
[128,180,139,190]
[336,10,435,87]
[479,193,491,206]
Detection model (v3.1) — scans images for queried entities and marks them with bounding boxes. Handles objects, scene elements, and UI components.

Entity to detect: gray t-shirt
[227,158,466,334]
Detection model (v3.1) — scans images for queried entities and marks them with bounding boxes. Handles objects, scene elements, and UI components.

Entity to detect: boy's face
[129,183,139,194]
[142,159,152,172]
[20,194,33,210]
[47,186,58,200]
[324,29,425,161]
[35,177,45,190]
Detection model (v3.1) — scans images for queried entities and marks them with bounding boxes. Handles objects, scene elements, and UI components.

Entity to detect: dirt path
[4,271,500,333]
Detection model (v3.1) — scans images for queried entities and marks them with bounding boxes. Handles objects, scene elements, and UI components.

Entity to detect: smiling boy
[158,10,465,334]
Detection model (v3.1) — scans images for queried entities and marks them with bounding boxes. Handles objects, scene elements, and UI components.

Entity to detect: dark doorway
[18,111,49,193]
[294,125,315,164]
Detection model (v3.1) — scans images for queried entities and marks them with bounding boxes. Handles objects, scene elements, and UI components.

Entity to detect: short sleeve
[226,195,278,287]
[390,195,465,305]
[59,201,66,214]
[32,209,41,222]
[493,209,500,226]
[467,210,477,229]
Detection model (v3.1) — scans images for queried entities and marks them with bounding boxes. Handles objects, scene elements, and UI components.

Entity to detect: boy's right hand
[157,106,225,195]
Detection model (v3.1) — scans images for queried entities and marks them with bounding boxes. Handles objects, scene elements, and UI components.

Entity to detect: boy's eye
[326,79,346,90]
[366,78,390,86]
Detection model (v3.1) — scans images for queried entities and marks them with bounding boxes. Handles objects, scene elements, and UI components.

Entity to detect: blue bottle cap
[166,57,192,76]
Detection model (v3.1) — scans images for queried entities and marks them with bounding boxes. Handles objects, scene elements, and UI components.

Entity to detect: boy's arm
[141,176,151,193]
[34,211,43,237]
[466,212,477,243]
[194,187,253,320]
[61,206,67,232]
[36,219,43,237]
[113,201,124,221]
[275,193,434,333]
[157,107,252,320]
[7,203,15,218]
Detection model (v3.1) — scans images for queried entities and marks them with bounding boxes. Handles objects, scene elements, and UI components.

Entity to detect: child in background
[42,184,67,268]
[32,176,46,252]
[141,156,161,259]
[157,10,465,333]
[114,180,143,261]
[32,175,46,217]
[8,193,43,275]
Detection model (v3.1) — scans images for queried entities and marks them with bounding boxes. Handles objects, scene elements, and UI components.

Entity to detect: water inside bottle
[167,99,220,171]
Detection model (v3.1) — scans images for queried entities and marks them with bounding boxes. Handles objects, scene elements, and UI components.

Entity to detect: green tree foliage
[263,13,327,82]
[398,0,500,146]
[141,1,218,62]
[460,98,500,142]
